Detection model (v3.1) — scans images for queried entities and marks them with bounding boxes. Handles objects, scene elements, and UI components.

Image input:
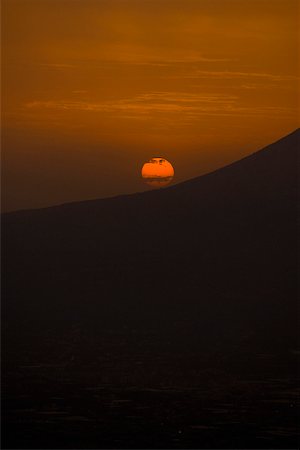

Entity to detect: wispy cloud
[25,92,238,116]
[28,53,234,71]
[25,90,296,120]
[36,63,78,69]
[169,70,299,82]
[106,55,234,65]
[72,90,89,94]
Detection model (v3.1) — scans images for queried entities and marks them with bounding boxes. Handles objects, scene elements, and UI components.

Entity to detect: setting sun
[141,157,174,187]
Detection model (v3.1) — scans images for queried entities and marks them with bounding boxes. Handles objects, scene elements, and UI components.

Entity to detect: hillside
[2,129,299,449]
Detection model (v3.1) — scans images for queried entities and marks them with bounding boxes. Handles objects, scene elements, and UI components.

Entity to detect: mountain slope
[2,129,299,449]
[3,129,298,286]
[1,131,297,368]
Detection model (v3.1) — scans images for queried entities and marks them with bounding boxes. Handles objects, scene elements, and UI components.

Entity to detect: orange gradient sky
[2,0,299,211]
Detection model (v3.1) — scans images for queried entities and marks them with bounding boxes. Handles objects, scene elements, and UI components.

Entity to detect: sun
[141,157,174,187]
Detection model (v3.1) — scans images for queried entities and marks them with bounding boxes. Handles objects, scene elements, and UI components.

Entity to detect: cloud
[25,90,297,121]
[25,92,238,116]
[29,51,234,72]
[104,55,234,65]
[36,63,78,69]
[169,70,299,82]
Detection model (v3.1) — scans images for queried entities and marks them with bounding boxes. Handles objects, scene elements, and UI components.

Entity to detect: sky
[2,0,299,211]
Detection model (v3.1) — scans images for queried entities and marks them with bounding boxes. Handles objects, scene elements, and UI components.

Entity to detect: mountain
[3,129,298,324]
[2,129,299,449]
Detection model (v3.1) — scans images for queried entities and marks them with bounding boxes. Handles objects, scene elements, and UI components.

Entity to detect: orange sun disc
[141,157,174,187]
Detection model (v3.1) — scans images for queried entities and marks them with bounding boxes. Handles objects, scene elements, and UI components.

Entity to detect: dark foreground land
[2,130,299,448]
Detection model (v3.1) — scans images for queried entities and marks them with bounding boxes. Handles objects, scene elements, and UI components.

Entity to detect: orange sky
[2,0,299,211]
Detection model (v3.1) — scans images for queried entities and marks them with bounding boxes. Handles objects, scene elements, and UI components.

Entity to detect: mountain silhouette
[2,129,299,449]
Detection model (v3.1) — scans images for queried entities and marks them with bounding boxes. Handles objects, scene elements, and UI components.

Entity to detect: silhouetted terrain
[2,129,299,449]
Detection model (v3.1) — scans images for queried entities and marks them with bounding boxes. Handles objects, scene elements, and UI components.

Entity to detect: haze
[2,0,299,211]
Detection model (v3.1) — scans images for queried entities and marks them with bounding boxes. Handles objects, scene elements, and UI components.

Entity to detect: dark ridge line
[2,128,299,217]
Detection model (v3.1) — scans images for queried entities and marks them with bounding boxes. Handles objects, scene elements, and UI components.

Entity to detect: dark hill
[3,129,298,322]
[2,129,299,449]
